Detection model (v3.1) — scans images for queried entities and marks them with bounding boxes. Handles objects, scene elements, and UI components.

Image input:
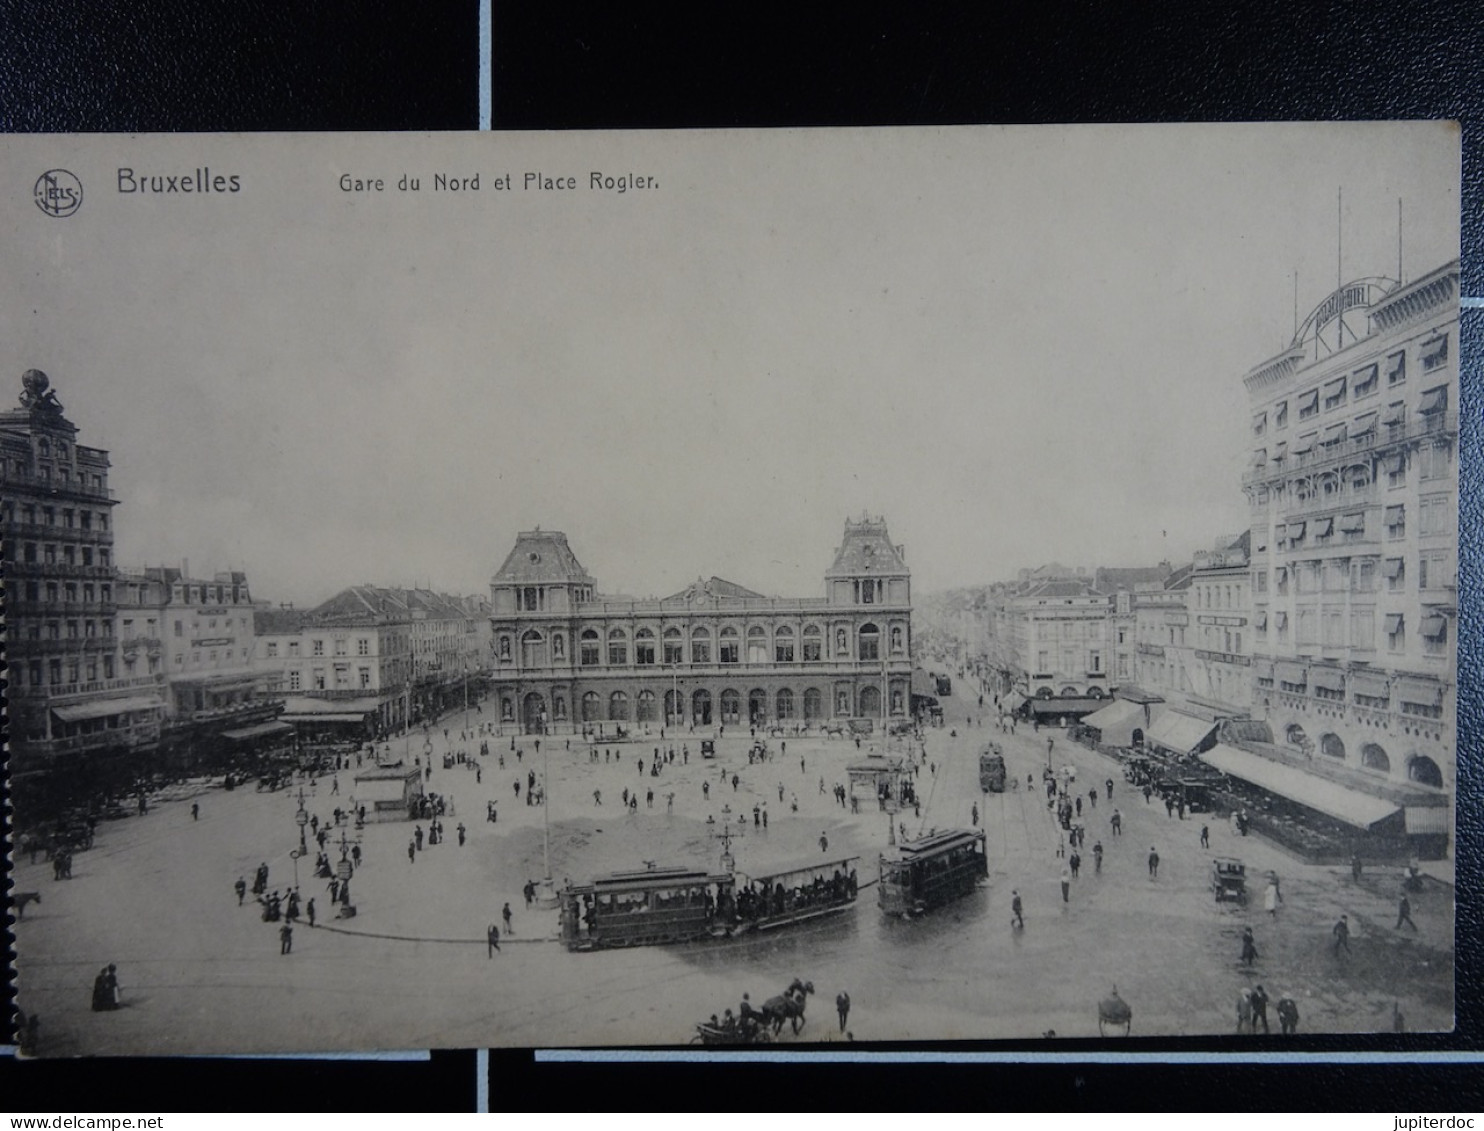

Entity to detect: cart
[1211,857,1247,904]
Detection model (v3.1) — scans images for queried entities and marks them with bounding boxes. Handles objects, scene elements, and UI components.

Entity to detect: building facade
[487,517,913,733]
[1185,532,1254,717]
[1003,578,1112,701]
[2,370,166,796]
[1241,261,1458,830]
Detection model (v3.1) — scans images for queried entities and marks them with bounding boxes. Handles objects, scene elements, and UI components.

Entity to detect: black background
[4,0,1482,1112]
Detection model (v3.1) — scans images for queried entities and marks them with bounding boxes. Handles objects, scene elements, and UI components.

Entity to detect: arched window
[1360,743,1390,773]
[859,685,882,716]
[582,691,602,722]
[720,689,741,723]
[775,625,795,663]
[607,629,628,666]
[520,629,546,668]
[858,623,880,661]
[692,688,712,725]
[635,628,656,666]
[719,627,740,664]
[636,690,656,722]
[1408,755,1444,789]
[747,626,769,664]
[608,691,629,721]
[803,687,823,720]
[802,624,823,662]
[580,629,600,666]
[1284,723,1308,748]
[1060,685,1080,697]
[1319,733,1345,760]
[691,627,711,664]
[776,688,795,719]
[663,627,683,665]
[748,688,768,723]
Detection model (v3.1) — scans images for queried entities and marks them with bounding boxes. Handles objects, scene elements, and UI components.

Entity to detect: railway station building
[487,516,914,733]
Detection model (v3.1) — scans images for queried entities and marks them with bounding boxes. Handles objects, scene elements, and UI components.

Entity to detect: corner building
[488,517,912,733]
[1242,260,1458,853]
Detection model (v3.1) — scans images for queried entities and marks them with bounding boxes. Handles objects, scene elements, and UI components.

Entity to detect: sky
[1,125,1459,606]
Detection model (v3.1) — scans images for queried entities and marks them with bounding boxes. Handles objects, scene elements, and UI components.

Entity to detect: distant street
[14,683,1452,1055]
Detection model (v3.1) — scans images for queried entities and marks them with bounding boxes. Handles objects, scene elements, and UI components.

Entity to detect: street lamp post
[294,787,309,854]
[536,737,558,908]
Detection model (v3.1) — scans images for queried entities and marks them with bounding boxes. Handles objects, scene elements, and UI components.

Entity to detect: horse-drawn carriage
[692,1018,772,1046]
[1211,857,1247,904]
[820,721,847,739]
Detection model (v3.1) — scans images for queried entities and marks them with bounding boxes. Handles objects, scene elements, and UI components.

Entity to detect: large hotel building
[487,516,913,733]
[1241,260,1458,849]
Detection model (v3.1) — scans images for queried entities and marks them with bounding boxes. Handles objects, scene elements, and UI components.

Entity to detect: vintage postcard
[3,125,1459,1055]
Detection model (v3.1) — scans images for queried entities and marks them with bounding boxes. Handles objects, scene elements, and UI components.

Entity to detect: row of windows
[499,684,908,725]
[1252,336,1447,438]
[16,580,113,603]
[21,618,114,640]
[7,457,107,491]
[14,655,117,686]
[498,623,907,666]
[15,542,111,567]
[7,502,110,530]
[287,666,377,692]
[1253,397,1451,474]
[1254,608,1449,655]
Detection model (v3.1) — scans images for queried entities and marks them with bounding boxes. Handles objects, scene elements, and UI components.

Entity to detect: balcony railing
[0,469,116,500]
[490,658,914,680]
[1245,412,1458,487]
[4,560,118,579]
[43,674,166,699]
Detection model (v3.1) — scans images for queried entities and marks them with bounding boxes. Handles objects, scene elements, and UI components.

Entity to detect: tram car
[934,674,953,697]
[978,745,1007,793]
[559,865,734,950]
[730,856,860,934]
[878,829,988,917]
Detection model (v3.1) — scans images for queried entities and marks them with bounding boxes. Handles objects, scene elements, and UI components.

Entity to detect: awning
[1254,610,1268,630]
[1381,402,1406,426]
[1420,336,1448,364]
[281,696,384,716]
[222,720,296,742]
[1404,806,1450,835]
[1420,615,1448,639]
[1383,613,1404,634]
[1322,423,1348,445]
[1383,557,1404,579]
[1418,386,1448,414]
[1275,661,1306,685]
[1292,435,1316,455]
[1253,658,1274,681]
[1297,389,1319,413]
[1351,412,1377,437]
[1349,668,1390,699]
[1273,442,1288,460]
[1252,411,1267,433]
[1275,525,1288,542]
[1199,744,1401,829]
[1386,352,1406,382]
[1000,690,1026,712]
[1309,666,1345,693]
[282,712,376,724]
[1312,516,1333,537]
[1323,376,1347,399]
[1274,611,1288,630]
[1339,513,1366,533]
[1251,448,1267,468]
[1288,521,1306,538]
[1394,676,1443,708]
[52,695,166,723]
[1352,363,1378,393]
[1145,710,1217,755]
[1385,505,1405,524]
[1078,699,1154,746]
[1385,453,1405,475]
[1028,697,1108,717]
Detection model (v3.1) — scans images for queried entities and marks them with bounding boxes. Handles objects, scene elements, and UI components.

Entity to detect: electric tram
[558,865,734,950]
[978,745,1007,792]
[877,828,988,917]
[730,856,860,934]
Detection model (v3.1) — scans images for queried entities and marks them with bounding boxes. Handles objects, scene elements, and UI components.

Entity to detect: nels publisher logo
[34,169,83,217]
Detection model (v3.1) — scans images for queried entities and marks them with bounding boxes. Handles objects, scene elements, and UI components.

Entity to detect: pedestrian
[1088,788,1097,810]
[819,832,829,853]
[1250,984,1270,1034]
[1332,914,1351,955]
[1011,889,1024,928]
[646,788,654,809]
[1351,852,1363,881]
[667,792,675,812]
[594,789,602,806]
[971,803,979,826]
[1200,824,1210,849]
[1069,850,1081,879]
[279,923,293,955]
[408,839,416,863]
[1241,926,1258,965]
[307,898,316,928]
[1164,795,1174,819]
[1093,841,1103,874]
[762,806,769,829]
[1075,796,1082,817]
[1264,880,1279,917]
[487,924,501,956]
[1060,865,1071,903]
[1276,997,1300,1035]
[836,991,851,1033]
[1105,778,1114,800]
[191,802,199,821]
[457,822,467,846]
[1147,846,1160,878]
[415,825,424,851]
[703,781,710,800]
[753,805,761,827]
[235,876,247,905]
[1396,894,1418,931]
[502,902,513,933]
[1111,809,1122,836]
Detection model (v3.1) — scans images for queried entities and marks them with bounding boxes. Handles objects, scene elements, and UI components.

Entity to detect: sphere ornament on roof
[19,368,65,413]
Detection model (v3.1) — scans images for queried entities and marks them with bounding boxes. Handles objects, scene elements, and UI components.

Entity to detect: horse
[1097,987,1132,1037]
[761,980,815,1035]
[13,892,41,919]
[1236,988,1255,1034]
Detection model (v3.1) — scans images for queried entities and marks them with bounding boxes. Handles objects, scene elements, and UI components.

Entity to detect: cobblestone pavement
[12,689,1452,1055]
